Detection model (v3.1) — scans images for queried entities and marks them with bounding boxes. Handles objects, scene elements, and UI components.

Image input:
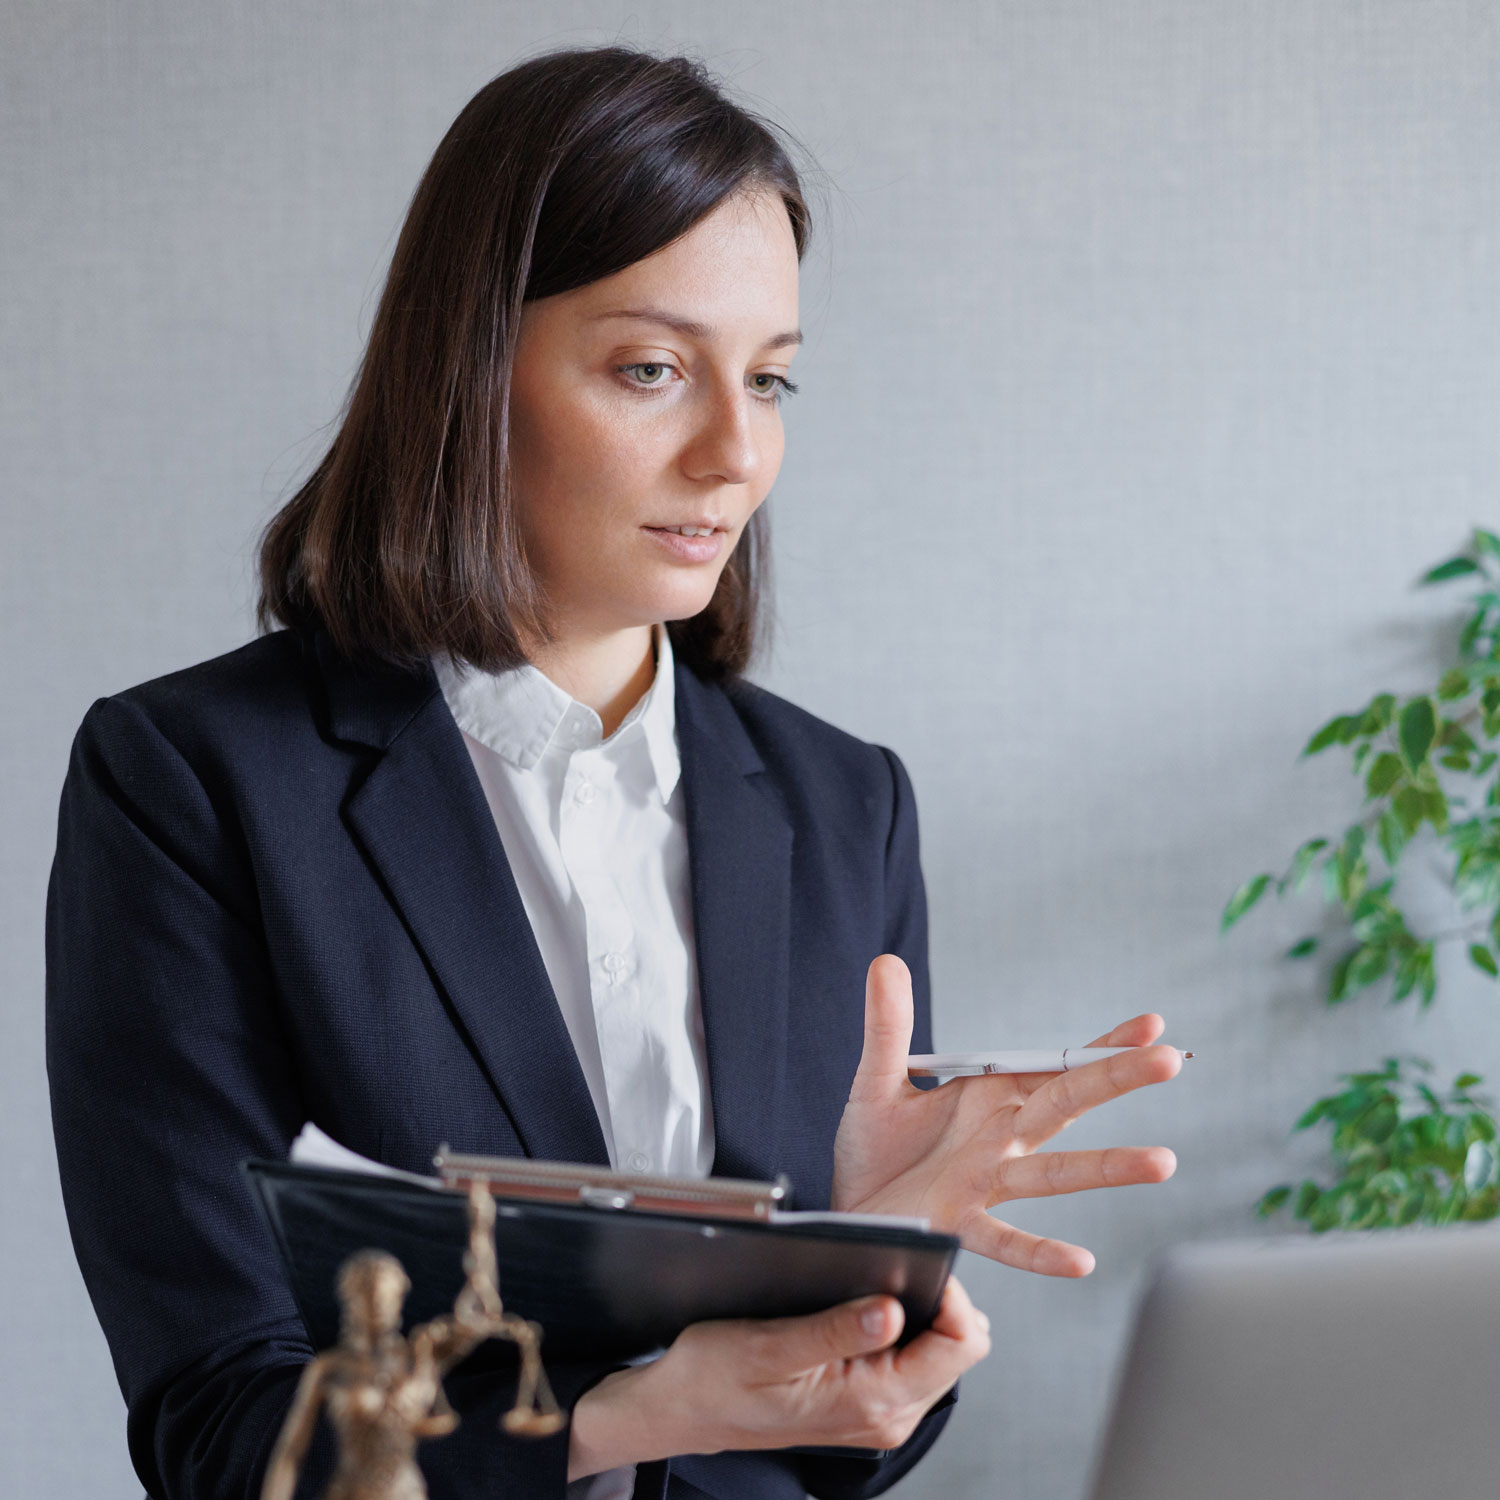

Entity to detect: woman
[46,44,1180,1500]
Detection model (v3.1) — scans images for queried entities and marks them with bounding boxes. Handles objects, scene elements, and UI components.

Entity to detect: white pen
[907,1047,1195,1078]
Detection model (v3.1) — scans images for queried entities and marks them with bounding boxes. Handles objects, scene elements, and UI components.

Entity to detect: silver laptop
[1087,1225,1500,1500]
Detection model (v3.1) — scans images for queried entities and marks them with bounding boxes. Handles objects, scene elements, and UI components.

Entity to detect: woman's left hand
[831,954,1182,1277]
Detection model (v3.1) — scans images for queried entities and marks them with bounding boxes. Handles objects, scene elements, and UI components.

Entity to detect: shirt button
[602,951,626,974]
[626,1151,650,1173]
[573,779,595,805]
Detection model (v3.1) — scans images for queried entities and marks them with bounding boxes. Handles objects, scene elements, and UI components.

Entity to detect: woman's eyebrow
[589,306,803,350]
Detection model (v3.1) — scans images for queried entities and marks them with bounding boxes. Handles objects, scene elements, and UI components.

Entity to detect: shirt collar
[434,624,681,803]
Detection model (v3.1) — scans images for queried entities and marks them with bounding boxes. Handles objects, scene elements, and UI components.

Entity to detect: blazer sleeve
[794,743,958,1500]
[44,696,624,1500]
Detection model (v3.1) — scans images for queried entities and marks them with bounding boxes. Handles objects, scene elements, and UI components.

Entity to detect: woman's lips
[643,526,726,563]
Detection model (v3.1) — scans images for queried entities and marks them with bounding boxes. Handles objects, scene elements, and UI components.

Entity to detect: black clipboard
[243,1159,960,1363]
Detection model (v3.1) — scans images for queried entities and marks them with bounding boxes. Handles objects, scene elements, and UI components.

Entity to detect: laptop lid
[1087,1225,1500,1500]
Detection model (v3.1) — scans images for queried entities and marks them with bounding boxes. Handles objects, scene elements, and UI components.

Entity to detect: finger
[736,1293,907,1380]
[848,954,917,1104]
[926,1275,988,1342]
[991,1146,1177,1203]
[1002,1016,1169,1098]
[891,1278,991,1390]
[1083,1012,1165,1049]
[963,1214,1096,1277]
[1012,1044,1182,1150]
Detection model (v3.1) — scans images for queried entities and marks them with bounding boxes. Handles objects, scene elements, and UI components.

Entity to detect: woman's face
[507,185,801,641]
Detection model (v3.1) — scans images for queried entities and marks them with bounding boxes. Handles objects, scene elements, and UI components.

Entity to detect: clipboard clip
[433,1145,790,1222]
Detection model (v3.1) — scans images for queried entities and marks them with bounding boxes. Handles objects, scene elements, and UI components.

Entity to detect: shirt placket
[556,738,659,1175]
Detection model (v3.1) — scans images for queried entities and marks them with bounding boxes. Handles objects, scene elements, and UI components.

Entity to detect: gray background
[5,3,1500,1496]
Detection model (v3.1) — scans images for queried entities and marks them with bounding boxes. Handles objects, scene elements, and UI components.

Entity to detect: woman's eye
[749,373,799,403]
[617,362,676,389]
[614,363,799,404]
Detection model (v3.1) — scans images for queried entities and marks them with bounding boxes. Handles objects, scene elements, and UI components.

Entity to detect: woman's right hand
[566,1276,990,1480]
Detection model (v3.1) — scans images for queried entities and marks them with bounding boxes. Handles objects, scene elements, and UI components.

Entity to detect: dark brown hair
[257,44,812,680]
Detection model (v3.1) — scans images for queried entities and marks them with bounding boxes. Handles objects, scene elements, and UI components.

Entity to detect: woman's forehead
[543,193,799,340]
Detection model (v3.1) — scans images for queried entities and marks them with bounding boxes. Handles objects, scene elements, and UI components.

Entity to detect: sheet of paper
[288,1123,931,1230]
[289,1122,442,1187]
[771,1209,932,1231]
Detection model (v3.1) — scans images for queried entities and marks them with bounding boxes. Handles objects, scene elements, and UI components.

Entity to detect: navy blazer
[45,626,954,1500]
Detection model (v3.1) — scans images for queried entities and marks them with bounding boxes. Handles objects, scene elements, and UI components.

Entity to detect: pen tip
[1181,1051,1194,1059]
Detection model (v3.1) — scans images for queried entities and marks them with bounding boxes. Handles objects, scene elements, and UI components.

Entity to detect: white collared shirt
[433,624,716,1183]
[436,627,711,1499]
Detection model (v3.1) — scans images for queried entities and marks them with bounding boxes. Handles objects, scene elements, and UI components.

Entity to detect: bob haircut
[257,44,812,681]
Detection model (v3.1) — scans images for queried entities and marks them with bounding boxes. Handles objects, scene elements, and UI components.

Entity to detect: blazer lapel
[312,632,610,1166]
[674,666,794,1184]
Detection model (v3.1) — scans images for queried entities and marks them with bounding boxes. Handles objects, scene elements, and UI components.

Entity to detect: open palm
[831,954,1182,1277]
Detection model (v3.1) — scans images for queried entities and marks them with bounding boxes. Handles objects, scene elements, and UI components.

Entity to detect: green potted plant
[1222,530,1500,1230]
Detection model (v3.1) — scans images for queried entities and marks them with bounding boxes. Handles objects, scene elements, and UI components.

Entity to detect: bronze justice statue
[261,1184,563,1500]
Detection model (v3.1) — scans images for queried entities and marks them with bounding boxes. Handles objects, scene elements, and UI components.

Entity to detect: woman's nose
[681,382,761,487]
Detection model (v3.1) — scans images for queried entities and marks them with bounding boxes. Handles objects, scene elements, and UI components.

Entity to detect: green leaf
[1332,825,1368,905]
[1438,667,1472,701]
[1470,943,1499,977]
[1365,751,1405,798]
[1304,714,1358,756]
[1310,1196,1342,1232]
[1392,951,1420,1002]
[1455,839,1500,908]
[1221,873,1271,933]
[1327,948,1359,1004]
[1256,1185,1292,1217]
[1394,784,1427,834]
[1421,555,1481,584]
[1287,837,1328,893]
[1399,697,1437,770]
[1455,1073,1484,1089]
[1439,720,1479,755]
[1348,943,1391,989]
[1360,1098,1400,1143]
[1416,944,1437,1007]
[1476,529,1500,562]
[1349,885,1400,941]
[1461,610,1489,656]
[1422,785,1450,831]
[1285,937,1319,959]
[1376,807,1408,866]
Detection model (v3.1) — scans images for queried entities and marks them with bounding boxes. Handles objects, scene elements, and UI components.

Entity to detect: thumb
[743,1295,906,1380]
[850,953,916,1104]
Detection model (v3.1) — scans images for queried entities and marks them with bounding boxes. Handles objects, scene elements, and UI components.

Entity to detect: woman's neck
[524,623,658,738]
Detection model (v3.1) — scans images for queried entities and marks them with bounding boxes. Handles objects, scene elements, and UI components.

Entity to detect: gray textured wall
[6,4,1500,1496]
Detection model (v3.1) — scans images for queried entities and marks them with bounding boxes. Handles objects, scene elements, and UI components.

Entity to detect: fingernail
[977,1311,991,1334]
[861,1303,888,1336]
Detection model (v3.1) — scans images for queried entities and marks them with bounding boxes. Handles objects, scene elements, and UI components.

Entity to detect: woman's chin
[632,574,728,626]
